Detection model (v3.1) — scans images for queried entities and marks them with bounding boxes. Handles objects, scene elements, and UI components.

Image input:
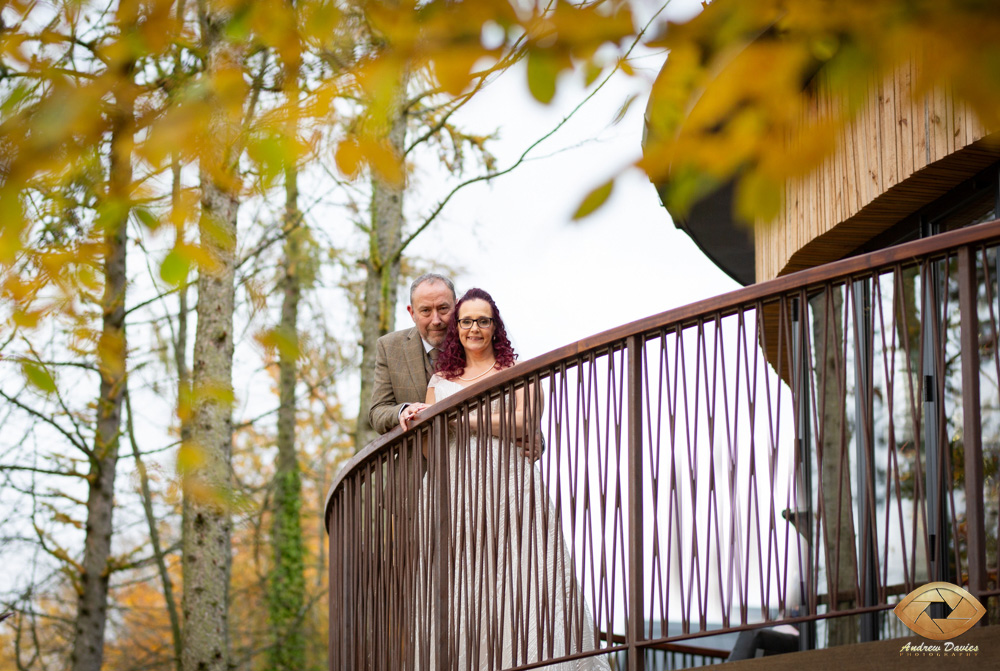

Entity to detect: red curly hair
[435,288,517,380]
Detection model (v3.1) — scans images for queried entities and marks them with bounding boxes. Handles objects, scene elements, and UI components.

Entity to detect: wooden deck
[730,625,1000,669]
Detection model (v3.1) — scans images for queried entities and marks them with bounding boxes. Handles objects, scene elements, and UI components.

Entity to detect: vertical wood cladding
[756,64,993,282]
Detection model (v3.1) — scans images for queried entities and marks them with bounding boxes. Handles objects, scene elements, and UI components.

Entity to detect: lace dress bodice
[428,374,499,408]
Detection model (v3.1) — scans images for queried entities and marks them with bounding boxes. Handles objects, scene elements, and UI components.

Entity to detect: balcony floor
[728,626,1000,669]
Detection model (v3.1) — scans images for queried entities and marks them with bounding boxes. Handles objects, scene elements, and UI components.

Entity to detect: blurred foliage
[6,0,1000,667]
[5,0,997,306]
[0,0,636,342]
[642,0,1000,223]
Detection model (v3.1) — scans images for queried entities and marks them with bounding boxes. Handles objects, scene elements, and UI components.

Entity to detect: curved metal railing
[326,219,1000,669]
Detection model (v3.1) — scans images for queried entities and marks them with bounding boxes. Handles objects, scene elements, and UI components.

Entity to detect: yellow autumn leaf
[187,381,236,411]
[176,442,206,475]
[432,45,483,96]
[11,308,42,329]
[735,169,782,224]
[360,137,405,187]
[255,327,301,362]
[97,331,127,379]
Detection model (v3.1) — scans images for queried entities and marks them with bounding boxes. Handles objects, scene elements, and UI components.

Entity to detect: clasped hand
[402,405,544,463]
[399,402,430,431]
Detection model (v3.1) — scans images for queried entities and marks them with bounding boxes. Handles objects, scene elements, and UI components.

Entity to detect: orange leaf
[433,46,484,96]
[334,138,363,180]
[360,137,405,187]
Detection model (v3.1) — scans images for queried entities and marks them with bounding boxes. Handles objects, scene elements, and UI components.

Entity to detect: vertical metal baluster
[992,191,1000,625]
[345,478,357,667]
[432,414,452,670]
[329,493,341,669]
[851,277,879,642]
[921,219,952,613]
[958,245,987,607]
[922,253,950,608]
[791,295,816,650]
[626,334,645,671]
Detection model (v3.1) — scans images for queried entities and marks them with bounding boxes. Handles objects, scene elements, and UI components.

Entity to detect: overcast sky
[393,1,738,363]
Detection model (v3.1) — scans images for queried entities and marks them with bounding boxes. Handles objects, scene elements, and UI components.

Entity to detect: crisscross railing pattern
[327,219,1000,670]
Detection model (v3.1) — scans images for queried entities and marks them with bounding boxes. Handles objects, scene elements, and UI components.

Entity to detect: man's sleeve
[369,336,405,434]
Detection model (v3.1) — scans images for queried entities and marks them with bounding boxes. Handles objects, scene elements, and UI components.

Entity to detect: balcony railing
[326,219,1000,670]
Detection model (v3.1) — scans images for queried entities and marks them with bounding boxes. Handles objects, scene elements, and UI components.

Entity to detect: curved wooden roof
[645,58,998,283]
[757,65,998,282]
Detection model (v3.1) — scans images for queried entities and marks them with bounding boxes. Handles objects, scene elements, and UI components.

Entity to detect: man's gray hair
[409,273,456,304]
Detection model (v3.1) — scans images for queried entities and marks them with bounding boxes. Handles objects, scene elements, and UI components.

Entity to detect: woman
[418,288,608,671]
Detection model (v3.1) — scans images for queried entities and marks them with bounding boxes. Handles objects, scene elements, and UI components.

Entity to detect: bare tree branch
[398,5,667,256]
[0,389,90,456]
[124,384,183,668]
[0,464,86,478]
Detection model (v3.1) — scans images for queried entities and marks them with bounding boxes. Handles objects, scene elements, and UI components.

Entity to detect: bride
[417,288,609,671]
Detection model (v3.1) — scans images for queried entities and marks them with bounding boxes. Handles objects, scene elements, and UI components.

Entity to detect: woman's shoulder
[429,373,453,387]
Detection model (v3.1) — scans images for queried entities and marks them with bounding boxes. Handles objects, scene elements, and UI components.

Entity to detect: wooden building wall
[755,63,995,283]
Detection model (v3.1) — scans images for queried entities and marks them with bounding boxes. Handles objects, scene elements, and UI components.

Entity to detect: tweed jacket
[369,326,433,435]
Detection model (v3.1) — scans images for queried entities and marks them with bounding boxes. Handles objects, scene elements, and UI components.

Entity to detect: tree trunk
[70,66,133,671]
[268,159,307,671]
[182,177,237,671]
[182,10,240,671]
[810,288,859,646]
[355,76,409,450]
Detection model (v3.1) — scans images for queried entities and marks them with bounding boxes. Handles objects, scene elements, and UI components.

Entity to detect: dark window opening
[850,160,1000,254]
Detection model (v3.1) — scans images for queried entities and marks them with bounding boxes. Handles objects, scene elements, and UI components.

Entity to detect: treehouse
[325,46,1000,671]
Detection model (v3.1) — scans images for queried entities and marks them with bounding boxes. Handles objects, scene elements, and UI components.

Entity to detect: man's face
[407,280,455,347]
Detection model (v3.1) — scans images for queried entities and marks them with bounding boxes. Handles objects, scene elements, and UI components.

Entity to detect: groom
[369,273,457,434]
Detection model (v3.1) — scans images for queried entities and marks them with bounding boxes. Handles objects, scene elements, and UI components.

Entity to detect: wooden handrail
[326,217,1000,524]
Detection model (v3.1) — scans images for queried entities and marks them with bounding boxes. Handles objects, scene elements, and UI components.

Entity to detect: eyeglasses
[458,317,494,329]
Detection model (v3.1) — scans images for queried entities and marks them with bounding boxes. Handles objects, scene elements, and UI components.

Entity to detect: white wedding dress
[417,375,610,671]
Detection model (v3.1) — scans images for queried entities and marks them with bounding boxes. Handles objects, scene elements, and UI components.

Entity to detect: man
[369,273,456,434]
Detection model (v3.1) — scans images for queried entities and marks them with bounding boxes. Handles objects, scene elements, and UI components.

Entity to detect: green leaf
[247,133,288,187]
[612,94,638,126]
[160,249,190,286]
[583,60,603,88]
[134,207,160,230]
[1,82,34,115]
[572,178,615,220]
[526,50,558,104]
[22,362,56,394]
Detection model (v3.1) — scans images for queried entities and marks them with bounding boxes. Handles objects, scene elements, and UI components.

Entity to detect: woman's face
[457,298,495,358]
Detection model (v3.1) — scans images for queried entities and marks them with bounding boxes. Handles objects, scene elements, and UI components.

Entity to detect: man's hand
[516,431,546,462]
[400,402,430,431]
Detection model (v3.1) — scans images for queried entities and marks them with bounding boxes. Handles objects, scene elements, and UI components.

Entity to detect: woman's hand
[516,430,546,462]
